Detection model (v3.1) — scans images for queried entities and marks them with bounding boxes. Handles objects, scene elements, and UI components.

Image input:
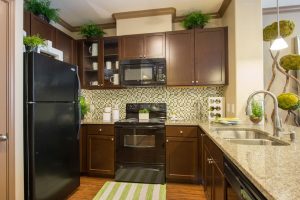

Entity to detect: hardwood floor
[68,176,206,200]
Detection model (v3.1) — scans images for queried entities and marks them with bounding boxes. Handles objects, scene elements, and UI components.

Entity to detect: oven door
[115,125,166,183]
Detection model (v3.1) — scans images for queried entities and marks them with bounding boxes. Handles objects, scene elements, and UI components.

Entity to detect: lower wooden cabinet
[80,125,87,173]
[87,135,115,176]
[166,126,198,183]
[203,135,225,200]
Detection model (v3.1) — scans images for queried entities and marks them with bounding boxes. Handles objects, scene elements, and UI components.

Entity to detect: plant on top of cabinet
[80,23,105,40]
[24,0,60,23]
[23,34,45,52]
[182,11,211,29]
[80,96,90,119]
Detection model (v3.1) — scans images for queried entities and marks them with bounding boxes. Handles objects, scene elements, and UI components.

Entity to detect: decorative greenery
[80,96,90,118]
[139,109,149,114]
[251,100,263,118]
[182,11,211,29]
[280,54,300,71]
[277,93,300,111]
[24,0,60,23]
[80,23,105,39]
[263,20,295,42]
[23,35,45,50]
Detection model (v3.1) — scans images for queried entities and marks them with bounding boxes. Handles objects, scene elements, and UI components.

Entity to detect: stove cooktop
[115,118,166,125]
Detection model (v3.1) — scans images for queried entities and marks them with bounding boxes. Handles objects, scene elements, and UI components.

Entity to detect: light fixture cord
[277,0,280,37]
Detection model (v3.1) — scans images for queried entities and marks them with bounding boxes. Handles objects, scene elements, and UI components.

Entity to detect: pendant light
[270,0,288,51]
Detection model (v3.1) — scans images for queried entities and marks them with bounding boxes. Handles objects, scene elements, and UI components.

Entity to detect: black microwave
[120,58,166,86]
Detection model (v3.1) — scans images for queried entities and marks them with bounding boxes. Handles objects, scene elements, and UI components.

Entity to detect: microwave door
[140,66,154,85]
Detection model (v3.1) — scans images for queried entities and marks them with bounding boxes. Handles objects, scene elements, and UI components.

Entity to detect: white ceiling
[262,0,300,8]
[50,0,224,26]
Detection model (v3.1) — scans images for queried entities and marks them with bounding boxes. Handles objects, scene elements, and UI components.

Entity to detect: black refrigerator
[24,52,81,200]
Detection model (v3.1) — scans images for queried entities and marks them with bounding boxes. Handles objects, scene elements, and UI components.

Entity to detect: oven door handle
[116,125,165,129]
[124,144,155,148]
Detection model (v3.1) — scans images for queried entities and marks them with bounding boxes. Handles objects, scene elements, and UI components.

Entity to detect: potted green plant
[79,23,105,40]
[23,35,45,52]
[182,11,211,29]
[250,100,263,124]
[24,0,60,23]
[80,96,90,119]
[139,109,150,120]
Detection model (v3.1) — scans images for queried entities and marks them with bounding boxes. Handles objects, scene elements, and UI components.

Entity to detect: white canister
[110,74,119,85]
[89,43,98,56]
[106,61,112,70]
[92,62,98,70]
[115,61,119,69]
[104,107,112,113]
[112,109,120,121]
[103,112,111,121]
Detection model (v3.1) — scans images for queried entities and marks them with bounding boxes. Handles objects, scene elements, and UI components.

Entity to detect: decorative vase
[250,116,262,124]
[86,36,99,42]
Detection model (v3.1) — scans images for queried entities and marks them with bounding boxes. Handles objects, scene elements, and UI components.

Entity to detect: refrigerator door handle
[75,66,81,140]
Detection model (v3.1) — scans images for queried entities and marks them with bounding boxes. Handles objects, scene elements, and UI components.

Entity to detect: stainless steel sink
[214,128,289,146]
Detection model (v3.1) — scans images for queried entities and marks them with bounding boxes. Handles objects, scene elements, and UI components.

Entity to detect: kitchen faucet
[245,90,283,137]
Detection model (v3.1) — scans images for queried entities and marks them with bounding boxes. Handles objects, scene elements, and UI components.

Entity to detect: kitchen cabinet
[198,128,205,183]
[166,28,228,86]
[195,28,228,85]
[120,33,165,60]
[87,124,115,176]
[55,29,75,64]
[30,13,55,42]
[166,30,195,86]
[166,126,198,183]
[78,37,122,89]
[24,11,31,35]
[80,125,87,173]
[203,134,225,200]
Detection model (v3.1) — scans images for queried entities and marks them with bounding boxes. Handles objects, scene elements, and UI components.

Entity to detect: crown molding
[217,0,232,17]
[263,5,300,15]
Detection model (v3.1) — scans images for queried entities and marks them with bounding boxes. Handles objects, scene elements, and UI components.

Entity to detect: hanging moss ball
[263,20,295,42]
[277,93,300,111]
[280,54,300,71]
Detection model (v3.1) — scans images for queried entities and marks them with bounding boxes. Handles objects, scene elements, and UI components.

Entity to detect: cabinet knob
[111,138,114,141]
[166,139,169,143]
[99,129,102,132]
[179,130,183,134]
[196,80,199,83]
[201,134,205,137]
[192,81,195,84]
[0,134,8,141]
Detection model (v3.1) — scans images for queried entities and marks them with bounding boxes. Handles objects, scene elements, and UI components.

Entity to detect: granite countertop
[200,122,299,200]
[82,118,300,199]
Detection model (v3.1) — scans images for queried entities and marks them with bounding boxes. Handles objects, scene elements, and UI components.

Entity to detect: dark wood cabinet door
[55,29,74,64]
[166,30,195,86]
[198,129,206,183]
[87,135,115,176]
[24,11,31,35]
[144,33,165,58]
[213,165,225,200]
[120,35,144,59]
[166,137,198,182]
[195,28,228,85]
[204,146,213,200]
[30,14,55,42]
[80,126,87,173]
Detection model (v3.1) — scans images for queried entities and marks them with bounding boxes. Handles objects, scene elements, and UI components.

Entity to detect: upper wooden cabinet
[30,13,55,42]
[195,28,228,85]
[120,33,165,60]
[166,28,228,86]
[55,29,75,64]
[166,30,195,86]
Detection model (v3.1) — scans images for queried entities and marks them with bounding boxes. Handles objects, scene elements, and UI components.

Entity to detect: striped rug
[93,181,166,200]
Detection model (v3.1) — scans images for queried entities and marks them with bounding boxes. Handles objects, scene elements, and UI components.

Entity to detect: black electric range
[115,103,166,184]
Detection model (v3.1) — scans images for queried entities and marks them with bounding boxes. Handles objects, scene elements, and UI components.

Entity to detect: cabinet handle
[179,130,183,134]
[144,55,146,58]
[111,138,114,141]
[99,129,102,132]
[166,139,169,143]
[196,80,199,83]
[0,134,8,142]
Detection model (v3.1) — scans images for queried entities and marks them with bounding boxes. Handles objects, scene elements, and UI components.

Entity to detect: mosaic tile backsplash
[82,86,225,121]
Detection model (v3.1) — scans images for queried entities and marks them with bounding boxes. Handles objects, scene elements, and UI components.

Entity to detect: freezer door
[24,52,78,102]
[24,102,80,200]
